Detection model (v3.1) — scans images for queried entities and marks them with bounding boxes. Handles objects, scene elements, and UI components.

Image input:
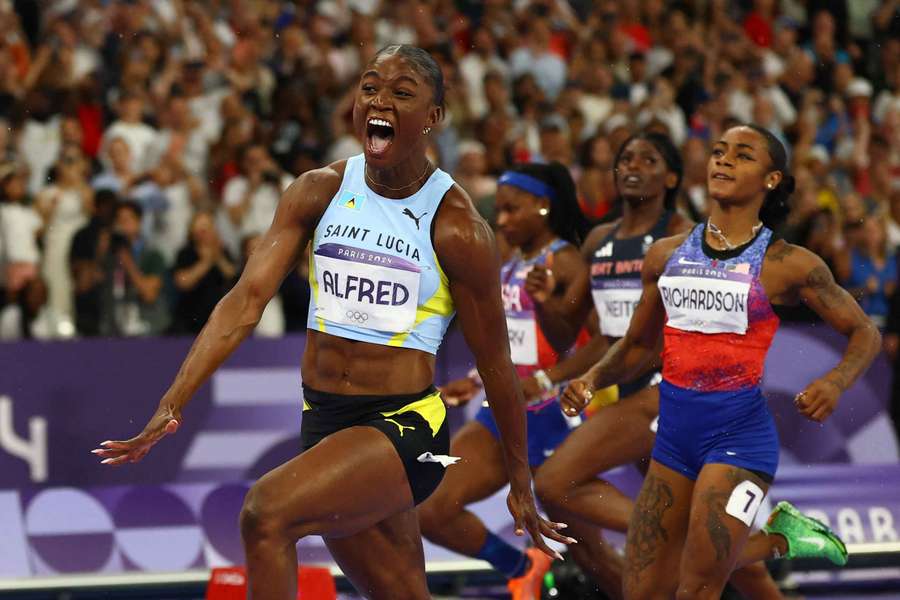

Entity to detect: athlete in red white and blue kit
[564,124,881,600]
[418,162,593,600]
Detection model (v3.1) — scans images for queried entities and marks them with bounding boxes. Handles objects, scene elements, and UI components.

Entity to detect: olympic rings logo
[345,310,369,323]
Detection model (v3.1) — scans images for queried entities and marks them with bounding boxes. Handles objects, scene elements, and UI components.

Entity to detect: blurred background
[0,0,899,598]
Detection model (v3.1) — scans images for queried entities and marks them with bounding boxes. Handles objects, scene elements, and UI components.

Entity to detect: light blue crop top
[307,154,456,354]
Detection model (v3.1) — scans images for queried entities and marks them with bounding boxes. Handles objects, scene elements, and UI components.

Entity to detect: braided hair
[743,124,796,229]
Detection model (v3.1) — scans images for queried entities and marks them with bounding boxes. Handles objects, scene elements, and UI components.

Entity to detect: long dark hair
[613,132,683,210]
[504,162,591,246]
[743,124,795,229]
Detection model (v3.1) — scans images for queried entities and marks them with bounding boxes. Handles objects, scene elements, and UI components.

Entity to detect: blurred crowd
[0,0,899,345]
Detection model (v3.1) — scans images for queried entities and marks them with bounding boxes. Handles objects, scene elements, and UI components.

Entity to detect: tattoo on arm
[626,474,674,585]
[828,346,867,390]
[805,266,845,309]
[802,262,881,391]
[766,243,795,263]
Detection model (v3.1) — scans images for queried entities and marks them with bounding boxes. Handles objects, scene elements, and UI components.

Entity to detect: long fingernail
[100,441,113,446]
[91,449,103,454]
[567,537,578,544]
[101,458,113,464]
[558,522,568,529]
[554,552,564,561]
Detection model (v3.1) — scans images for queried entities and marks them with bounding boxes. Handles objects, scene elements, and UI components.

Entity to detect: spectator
[70,189,119,337]
[241,232,284,338]
[743,0,777,48]
[170,211,236,335]
[17,89,62,195]
[149,93,214,180]
[836,213,897,329]
[637,77,687,147]
[221,143,293,257]
[538,114,573,166]
[99,200,169,337]
[576,134,615,223]
[92,137,139,194]
[453,140,496,218]
[0,162,45,338]
[509,14,568,102]
[460,27,510,120]
[35,145,93,337]
[147,157,207,267]
[575,64,615,133]
[100,92,159,174]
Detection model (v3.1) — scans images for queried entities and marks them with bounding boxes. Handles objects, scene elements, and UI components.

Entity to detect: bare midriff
[301,329,436,395]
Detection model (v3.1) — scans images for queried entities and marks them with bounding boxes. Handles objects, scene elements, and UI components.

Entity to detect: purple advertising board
[0,325,898,578]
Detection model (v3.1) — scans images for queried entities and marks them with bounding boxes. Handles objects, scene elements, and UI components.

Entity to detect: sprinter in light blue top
[307,153,455,353]
[96,45,567,600]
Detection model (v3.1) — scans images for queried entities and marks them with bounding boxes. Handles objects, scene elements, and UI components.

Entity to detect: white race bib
[506,316,538,366]
[658,264,751,335]
[314,244,420,332]
[592,281,642,338]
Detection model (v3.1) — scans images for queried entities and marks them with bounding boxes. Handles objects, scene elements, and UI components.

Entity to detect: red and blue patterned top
[657,224,779,392]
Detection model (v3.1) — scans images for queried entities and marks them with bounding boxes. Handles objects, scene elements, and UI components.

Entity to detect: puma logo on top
[402,208,427,229]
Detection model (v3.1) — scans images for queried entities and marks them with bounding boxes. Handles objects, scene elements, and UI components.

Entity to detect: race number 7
[725,480,765,527]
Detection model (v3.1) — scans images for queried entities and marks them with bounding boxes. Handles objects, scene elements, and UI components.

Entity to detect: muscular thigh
[251,425,416,540]
[541,385,658,482]
[681,464,769,583]
[624,459,694,593]
[326,508,429,600]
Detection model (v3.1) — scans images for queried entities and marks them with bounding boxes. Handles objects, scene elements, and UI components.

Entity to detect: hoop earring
[423,127,432,134]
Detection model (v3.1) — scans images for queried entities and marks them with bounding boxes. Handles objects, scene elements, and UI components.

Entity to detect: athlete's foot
[507,548,552,600]
[763,501,848,566]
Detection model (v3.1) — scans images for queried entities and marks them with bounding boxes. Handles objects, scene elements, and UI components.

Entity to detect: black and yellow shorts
[300,384,450,505]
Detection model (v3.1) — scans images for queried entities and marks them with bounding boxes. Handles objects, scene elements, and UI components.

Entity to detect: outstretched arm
[95,166,341,464]
[436,187,573,558]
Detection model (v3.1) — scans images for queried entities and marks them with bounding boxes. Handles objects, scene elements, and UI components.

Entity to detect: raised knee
[239,483,286,545]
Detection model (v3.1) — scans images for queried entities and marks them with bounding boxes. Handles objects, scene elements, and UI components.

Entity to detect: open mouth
[711,172,735,181]
[622,174,642,186]
[366,117,395,157]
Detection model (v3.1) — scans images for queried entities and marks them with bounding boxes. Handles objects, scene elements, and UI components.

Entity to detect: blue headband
[498,171,556,200]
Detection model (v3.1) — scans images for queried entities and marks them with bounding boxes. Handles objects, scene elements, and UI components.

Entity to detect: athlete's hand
[561,378,593,416]
[440,377,481,407]
[507,484,574,560]
[524,265,555,304]
[520,375,543,402]
[92,404,181,465]
[794,378,841,422]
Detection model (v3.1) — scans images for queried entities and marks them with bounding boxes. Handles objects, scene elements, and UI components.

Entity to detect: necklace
[707,218,763,250]
[365,161,432,193]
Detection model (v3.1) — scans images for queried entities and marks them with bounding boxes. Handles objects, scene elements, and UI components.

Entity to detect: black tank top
[590,210,674,338]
